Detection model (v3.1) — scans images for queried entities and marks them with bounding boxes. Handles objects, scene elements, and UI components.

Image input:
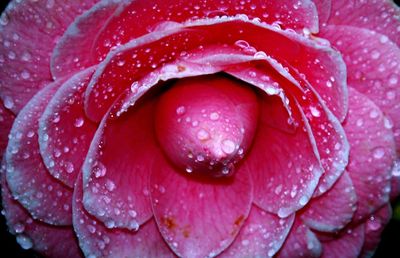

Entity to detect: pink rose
[1,0,399,257]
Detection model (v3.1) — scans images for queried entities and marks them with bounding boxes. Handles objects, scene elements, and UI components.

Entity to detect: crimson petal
[0,101,14,159]
[39,67,97,188]
[0,0,98,113]
[150,157,253,258]
[73,173,173,258]
[344,87,396,222]
[5,79,73,225]
[312,0,331,25]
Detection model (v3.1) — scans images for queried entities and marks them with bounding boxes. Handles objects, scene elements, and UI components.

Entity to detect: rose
[1,0,399,257]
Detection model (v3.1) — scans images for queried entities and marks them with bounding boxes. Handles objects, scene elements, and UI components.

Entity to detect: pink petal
[1,174,82,258]
[390,159,400,200]
[93,0,319,59]
[85,18,347,122]
[51,0,122,78]
[343,87,396,222]
[73,172,174,258]
[328,0,400,45]
[360,204,392,258]
[320,25,400,151]
[312,0,332,25]
[82,91,159,229]
[38,67,97,188]
[319,224,365,258]
[244,92,323,218]
[150,156,253,258]
[0,0,98,113]
[4,79,73,225]
[301,171,357,232]
[221,205,295,258]
[276,220,322,258]
[0,101,14,159]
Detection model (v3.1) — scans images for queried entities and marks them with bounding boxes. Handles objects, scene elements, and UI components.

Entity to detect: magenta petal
[301,171,357,232]
[312,0,331,25]
[360,204,392,258]
[276,220,322,258]
[82,93,158,229]
[344,87,396,222]
[391,160,400,200]
[4,79,73,225]
[246,93,322,218]
[0,0,97,113]
[321,25,400,151]
[93,0,319,59]
[328,0,400,45]
[151,157,253,258]
[73,173,174,258]
[51,0,122,78]
[319,225,365,258]
[221,205,294,258]
[0,101,14,159]
[39,67,97,188]
[1,174,82,258]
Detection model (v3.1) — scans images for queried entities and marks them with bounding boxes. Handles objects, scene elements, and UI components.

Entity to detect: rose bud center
[155,74,259,178]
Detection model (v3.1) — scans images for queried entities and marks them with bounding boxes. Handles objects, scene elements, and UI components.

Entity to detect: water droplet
[389,74,398,85]
[21,70,30,80]
[16,235,33,250]
[197,129,210,141]
[299,196,308,205]
[14,223,25,233]
[176,106,186,115]
[93,162,107,178]
[369,109,379,119]
[4,96,14,109]
[310,106,321,117]
[221,139,236,154]
[74,117,84,128]
[371,50,380,59]
[65,162,74,173]
[185,166,193,173]
[105,220,115,229]
[105,179,115,192]
[372,147,385,159]
[209,112,219,121]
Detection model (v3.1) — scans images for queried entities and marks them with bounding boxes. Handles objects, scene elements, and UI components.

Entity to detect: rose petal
[150,157,253,258]
[4,79,73,225]
[319,225,365,258]
[93,0,319,59]
[301,171,357,232]
[86,18,347,122]
[39,67,97,188]
[82,91,159,229]
[312,0,331,25]
[328,0,400,45]
[73,172,173,258]
[0,101,14,159]
[390,159,400,200]
[0,0,98,113]
[1,173,82,258]
[276,220,322,258]
[51,0,123,78]
[321,25,400,151]
[360,204,392,258]
[220,205,295,258]
[344,87,396,222]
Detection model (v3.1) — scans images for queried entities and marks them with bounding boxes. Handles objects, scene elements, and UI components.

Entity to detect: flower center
[155,74,259,178]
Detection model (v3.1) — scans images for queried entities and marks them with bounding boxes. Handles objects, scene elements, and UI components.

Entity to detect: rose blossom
[0,0,399,257]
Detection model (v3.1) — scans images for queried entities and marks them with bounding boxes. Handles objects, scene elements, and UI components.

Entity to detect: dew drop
[372,147,385,159]
[221,139,236,154]
[176,106,186,115]
[197,129,210,141]
[16,235,33,250]
[65,162,74,174]
[74,117,84,128]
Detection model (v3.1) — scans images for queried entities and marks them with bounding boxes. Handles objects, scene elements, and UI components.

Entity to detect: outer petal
[39,67,97,188]
[85,18,347,122]
[73,173,174,258]
[0,0,98,113]
[276,220,322,258]
[93,0,319,59]
[344,87,396,222]
[0,101,14,159]
[321,25,400,151]
[1,174,82,258]
[301,171,357,232]
[51,0,124,78]
[328,0,400,45]
[5,79,73,225]
[151,157,253,258]
[220,206,294,258]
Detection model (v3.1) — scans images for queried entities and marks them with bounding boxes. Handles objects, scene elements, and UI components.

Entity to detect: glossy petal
[5,79,73,225]
[301,171,357,232]
[151,157,253,258]
[0,0,98,113]
[221,206,294,258]
[73,173,174,258]
[328,0,400,45]
[0,101,14,159]
[51,0,123,78]
[276,220,322,258]
[93,0,319,59]
[321,25,400,151]
[1,173,82,258]
[39,67,97,188]
[86,18,347,122]
[344,87,396,222]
